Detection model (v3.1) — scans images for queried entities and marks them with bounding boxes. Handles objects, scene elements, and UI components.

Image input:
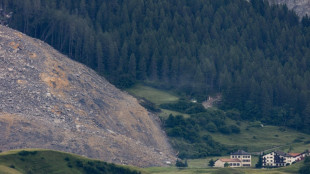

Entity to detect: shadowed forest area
[1,0,310,133]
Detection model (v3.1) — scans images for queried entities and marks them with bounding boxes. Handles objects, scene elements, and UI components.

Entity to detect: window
[238,156,240,158]
[233,163,236,166]
[237,163,240,166]
[232,156,234,158]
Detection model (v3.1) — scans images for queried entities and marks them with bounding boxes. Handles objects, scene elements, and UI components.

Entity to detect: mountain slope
[268,0,310,17]
[0,25,175,167]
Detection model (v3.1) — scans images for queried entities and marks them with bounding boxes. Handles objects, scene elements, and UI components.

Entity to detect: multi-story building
[230,150,251,167]
[262,151,304,167]
[214,150,251,168]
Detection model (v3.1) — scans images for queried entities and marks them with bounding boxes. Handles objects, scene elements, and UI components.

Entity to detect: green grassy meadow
[144,164,302,174]
[126,84,188,118]
[126,84,179,105]
[209,121,310,153]
[144,158,303,174]
[0,149,144,174]
[0,149,305,174]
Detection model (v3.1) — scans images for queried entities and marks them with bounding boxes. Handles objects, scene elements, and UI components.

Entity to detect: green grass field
[0,149,305,174]
[144,160,303,174]
[126,84,187,118]
[126,84,179,105]
[0,149,144,174]
[208,119,310,153]
[144,165,301,174]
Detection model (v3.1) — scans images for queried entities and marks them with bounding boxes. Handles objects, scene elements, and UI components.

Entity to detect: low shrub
[9,165,15,168]
[139,98,160,112]
[67,163,72,168]
[175,159,188,167]
[304,140,310,144]
[293,138,303,143]
[18,150,37,156]
[230,125,241,134]
[76,160,83,168]
[219,126,231,134]
[206,122,217,132]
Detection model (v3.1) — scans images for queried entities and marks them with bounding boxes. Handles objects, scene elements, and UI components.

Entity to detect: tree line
[1,0,310,132]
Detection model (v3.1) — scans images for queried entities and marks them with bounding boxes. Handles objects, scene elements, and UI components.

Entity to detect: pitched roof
[275,151,291,157]
[231,150,250,155]
[288,153,301,157]
[219,158,241,162]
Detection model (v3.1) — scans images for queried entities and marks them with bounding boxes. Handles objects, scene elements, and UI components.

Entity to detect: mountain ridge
[0,25,175,167]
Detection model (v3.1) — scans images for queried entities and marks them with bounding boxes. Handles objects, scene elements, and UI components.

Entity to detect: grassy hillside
[209,119,310,153]
[0,148,305,174]
[127,84,310,158]
[127,84,179,105]
[0,149,143,174]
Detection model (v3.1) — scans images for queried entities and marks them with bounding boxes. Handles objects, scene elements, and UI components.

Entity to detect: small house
[214,158,241,167]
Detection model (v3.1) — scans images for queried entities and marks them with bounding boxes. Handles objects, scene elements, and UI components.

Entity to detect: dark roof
[231,150,250,155]
[275,151,292,157]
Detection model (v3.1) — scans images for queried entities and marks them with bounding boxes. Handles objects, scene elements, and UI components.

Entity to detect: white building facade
[214,158,241,168]
[214,150,251,168]
[262,151,302,167]
[230,150,251,167]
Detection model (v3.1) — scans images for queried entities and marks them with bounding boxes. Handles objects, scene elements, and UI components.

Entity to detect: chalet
[214,150,251,168]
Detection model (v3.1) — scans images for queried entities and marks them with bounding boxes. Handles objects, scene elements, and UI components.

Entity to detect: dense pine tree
[1,0,310,132]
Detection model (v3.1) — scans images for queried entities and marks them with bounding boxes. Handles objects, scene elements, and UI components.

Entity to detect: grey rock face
[0,25,175,167]
[267,0,310,17]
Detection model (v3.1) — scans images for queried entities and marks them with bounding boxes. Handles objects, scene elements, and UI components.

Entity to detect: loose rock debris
[0,25,175,167]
